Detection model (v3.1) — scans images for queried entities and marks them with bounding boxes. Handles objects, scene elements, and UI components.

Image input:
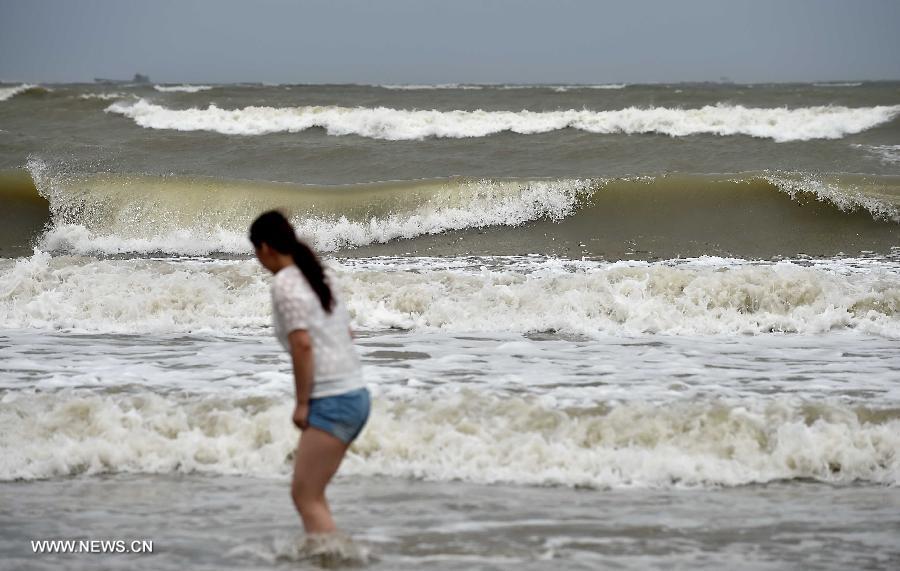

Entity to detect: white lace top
[271,265,364,398]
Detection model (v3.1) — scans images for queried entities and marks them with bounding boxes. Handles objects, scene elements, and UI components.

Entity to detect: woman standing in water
[249,210,369,538]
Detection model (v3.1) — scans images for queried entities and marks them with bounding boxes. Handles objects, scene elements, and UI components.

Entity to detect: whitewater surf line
[3,253,898,337]
[104,100,900,142]
[2,389,897,487]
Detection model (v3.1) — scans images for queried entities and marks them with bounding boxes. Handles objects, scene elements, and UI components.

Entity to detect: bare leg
[291,427,349,534]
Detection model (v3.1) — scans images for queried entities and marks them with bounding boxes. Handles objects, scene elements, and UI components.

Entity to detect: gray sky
[1,0,898,84]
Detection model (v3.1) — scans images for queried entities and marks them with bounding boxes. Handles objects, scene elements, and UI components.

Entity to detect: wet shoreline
[2,473,898,570]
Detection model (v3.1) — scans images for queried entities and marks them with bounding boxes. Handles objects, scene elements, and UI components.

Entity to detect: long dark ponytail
[249,210,334,313]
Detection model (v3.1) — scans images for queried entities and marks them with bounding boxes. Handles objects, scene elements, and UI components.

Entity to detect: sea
[0,81,899,570]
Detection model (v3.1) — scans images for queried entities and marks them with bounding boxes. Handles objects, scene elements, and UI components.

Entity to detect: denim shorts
[307,388,371,444]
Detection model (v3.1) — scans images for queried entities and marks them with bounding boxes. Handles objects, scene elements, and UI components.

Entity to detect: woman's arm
[288,329,314,429]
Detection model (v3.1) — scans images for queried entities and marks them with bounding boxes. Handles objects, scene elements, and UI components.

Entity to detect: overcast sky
[1,0,898,84]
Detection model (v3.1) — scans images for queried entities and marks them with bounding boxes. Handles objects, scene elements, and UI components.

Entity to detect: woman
[249,210,369,537]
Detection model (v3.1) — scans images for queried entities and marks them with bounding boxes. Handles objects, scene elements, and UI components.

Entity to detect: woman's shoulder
[272,265,309,297]
[273,264,296,284]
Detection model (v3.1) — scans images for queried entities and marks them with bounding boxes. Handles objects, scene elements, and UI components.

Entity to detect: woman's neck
[270,253,295,274]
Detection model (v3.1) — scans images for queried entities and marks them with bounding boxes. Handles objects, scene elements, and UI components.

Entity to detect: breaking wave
[379,83,484,90]
[14,159,900,259]
[551,84,627,92]
[377,84,628,92]
[2,390,897,487]
[2,252,898,337]
[25,159,595,255]
[813,82,863,87]
[104,99,900,142]
[78,92,134,101]
[0,83,44,102]
[153,84,214,93]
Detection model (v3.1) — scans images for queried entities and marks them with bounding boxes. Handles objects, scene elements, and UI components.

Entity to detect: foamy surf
[380,83,483,90]
[77,92,135,101]
[227,532,373,567]
[104,99,900,141]
[813,82,863,87]
[551,84,627,92]
[2,253,898,337]
[1,389,897,487]
[760,171,900,222]
[854,144,900,165]
[152,84,214,93]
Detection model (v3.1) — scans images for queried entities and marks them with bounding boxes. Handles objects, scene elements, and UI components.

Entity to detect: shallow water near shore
[2,323,899,485]
[2,474,898,570]
[2,256,899,568]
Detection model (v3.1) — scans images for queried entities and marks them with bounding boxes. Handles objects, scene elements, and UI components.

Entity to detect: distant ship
[94,74,150,85]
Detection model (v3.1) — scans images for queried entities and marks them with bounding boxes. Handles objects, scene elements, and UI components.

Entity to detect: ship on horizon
[94,73,150,85]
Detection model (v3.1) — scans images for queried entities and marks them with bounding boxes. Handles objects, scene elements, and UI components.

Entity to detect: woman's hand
[293,403,309,430]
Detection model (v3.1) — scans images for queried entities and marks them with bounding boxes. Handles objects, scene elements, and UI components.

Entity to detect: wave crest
[26,158,595,255]
[78,92,135,101]
[2,390,897,487]
[0,83,45,102]
[21,158,900,259]
[105,99,900,141]
[152,84,214,93]
[2,254,898,337]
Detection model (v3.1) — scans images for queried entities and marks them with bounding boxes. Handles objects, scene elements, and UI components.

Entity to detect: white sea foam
[762,172,900,222]
[380,83,483,90]
[105,99,900,142]
[153,84,214,93]
[2,254,898,337]
[298,178,590,252]
[0,83,38,101]
[1,390,897,487]
[7,324,899,405]
[853,144,900,165]
[78,92,134,101]
[552,84,627,92]
[381,83,628,92]
[0,253,270,334]
[341,258,900,338]
[813,82,863,87]
[38,223,253,257]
